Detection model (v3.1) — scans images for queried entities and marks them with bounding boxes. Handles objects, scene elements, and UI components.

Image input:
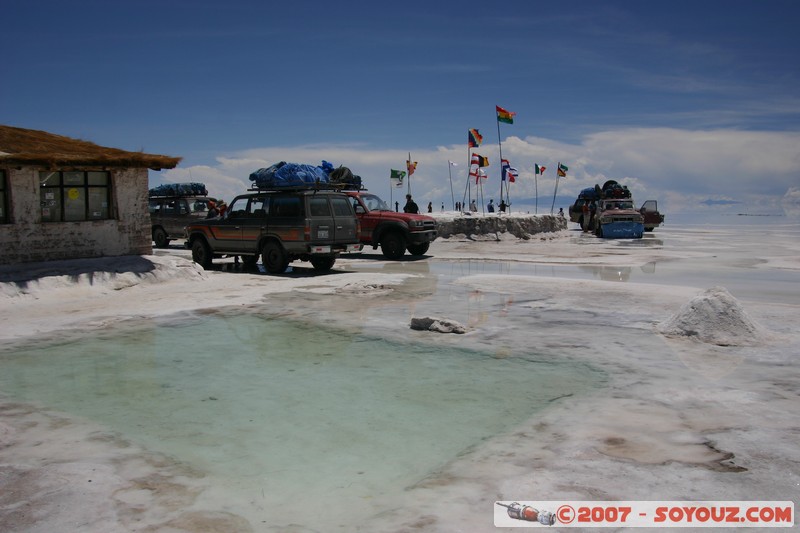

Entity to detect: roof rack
[246,181,361,192]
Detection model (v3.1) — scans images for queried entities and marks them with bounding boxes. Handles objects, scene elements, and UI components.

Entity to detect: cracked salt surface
[1,217,799,532]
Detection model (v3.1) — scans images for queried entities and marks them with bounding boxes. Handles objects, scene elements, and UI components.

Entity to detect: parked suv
[344,190,437,259]
[184,189,362,273]
[149,195,216,248]
[594,198,645,239]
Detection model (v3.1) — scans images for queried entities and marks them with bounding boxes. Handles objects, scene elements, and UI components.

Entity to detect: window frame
[39,170,112,223]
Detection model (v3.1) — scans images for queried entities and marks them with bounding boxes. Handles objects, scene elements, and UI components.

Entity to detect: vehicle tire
[262,241,289,274]
[191,238,213,269]
[380,232,406,260]
[310,256,336,271]
[407,242,429,256]
[153,227,170,248]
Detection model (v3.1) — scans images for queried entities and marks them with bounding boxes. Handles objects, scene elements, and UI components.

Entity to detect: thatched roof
[0,125,181,170]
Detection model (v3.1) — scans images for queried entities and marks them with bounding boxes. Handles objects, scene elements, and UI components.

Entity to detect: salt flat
[1,215,798,532]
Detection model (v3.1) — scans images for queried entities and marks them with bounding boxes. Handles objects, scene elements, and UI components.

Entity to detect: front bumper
[599,222,644,238]
[407,230,438,244]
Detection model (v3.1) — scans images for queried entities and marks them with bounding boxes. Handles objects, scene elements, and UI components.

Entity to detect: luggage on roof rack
[149,182,208,197]
[329,166,362,190]
[249,161,331,189]
[248,160,364,191]
[578,186,600,200]
[600,180,631,199]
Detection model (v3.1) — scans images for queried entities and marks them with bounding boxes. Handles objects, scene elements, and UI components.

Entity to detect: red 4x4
[344,190,437,259]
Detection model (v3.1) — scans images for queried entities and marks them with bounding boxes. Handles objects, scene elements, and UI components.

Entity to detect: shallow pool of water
[0,313,603,528]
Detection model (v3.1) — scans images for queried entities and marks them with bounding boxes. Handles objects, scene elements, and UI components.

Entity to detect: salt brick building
[0,125,180,265]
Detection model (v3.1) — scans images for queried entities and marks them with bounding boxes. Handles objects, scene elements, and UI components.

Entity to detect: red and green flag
[535,164,546,175]
[496,105,516,124]
[557,162,568,177]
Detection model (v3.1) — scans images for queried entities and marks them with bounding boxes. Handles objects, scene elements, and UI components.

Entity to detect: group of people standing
[581,200,597,232]
[486,199,507,213]
[403,194,511,215]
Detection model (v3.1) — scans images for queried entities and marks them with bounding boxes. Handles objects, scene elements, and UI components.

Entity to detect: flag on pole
[468,129,483,147]
[406,159,417,176]
[535,164,546,175]
[496,105,516,124]
[471,153,489,167]
[507,167,518,183]
[448,160,458,167]
[475,168,488,184]
[501,159,517,182]
[557,162,568,177]
[390,169,406,188]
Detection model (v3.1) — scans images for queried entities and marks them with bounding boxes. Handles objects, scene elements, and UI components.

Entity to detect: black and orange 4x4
[184,188,362,274]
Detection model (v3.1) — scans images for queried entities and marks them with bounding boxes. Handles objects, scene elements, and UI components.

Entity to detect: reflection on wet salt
[0,314,603,529]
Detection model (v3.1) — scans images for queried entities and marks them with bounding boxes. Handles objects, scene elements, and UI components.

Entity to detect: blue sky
[3,0,799,214]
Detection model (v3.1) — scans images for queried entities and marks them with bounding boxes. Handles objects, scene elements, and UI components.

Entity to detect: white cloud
[156,128,800,216]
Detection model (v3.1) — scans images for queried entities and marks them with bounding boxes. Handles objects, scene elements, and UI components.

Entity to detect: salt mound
[657,286,764,346]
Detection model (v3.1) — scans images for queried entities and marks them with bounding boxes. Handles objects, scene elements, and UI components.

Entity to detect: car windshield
[606,201,633,210]
[359,193,390,212]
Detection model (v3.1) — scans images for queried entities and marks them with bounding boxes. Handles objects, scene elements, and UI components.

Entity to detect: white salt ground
[1,218,799,532]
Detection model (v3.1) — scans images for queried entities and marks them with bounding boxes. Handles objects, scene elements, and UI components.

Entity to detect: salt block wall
[435,214,567,239]
[0,167,153,265]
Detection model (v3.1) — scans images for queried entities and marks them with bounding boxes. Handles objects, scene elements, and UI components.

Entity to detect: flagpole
[505,174,511,212]
[551,162,560,215]
[407,152,411,196]
[479,172,485,215]
[463,146,472,214]
[535,171,539,214]
[448,161,455,211]
[496,117,504,211]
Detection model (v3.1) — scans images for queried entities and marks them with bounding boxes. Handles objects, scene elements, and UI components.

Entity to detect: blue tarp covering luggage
[249,162,331,189]
[578,186,600,200]
[249,161,363,190]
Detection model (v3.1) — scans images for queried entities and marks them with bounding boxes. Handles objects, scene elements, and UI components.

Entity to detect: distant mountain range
[700,199,741,206]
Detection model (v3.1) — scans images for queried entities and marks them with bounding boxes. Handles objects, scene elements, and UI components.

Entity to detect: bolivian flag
[496,105,516,124]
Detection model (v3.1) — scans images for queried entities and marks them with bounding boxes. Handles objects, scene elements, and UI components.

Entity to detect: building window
[0,170,7,224]
[40,171,112,222]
